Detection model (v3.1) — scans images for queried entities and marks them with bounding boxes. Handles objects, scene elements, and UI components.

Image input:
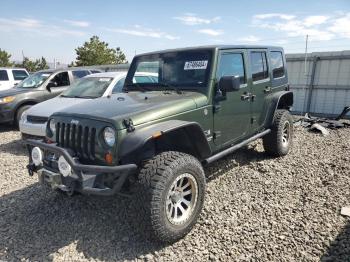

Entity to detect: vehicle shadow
[0,124,16,133]
[0,183,164,261]
[205,143,273,182]
[0,139,27,157]
[321,221,350,262]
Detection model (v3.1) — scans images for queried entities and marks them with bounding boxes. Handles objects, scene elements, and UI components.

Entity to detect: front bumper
[26,139,137,196]
[19,120,46,137]
[0,108,14,123]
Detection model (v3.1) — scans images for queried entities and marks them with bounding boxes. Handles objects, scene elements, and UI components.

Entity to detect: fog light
[31,147,43,166]
[58,156,71,177]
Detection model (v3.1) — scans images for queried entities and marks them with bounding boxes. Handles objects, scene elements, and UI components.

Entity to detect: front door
[45,71,71,100]
[213,50,252,148]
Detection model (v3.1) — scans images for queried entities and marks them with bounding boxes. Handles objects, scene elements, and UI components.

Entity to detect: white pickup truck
[0,68,29,91]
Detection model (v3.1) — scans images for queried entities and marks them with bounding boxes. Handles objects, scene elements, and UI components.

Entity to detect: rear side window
[270,51,285,78]
[217,53,246,84]
[12,70,28,81]
[250,52,269,82]
[72,70,89,79]
[112,77,125,93]
[91,70,101,74]
[0,70,9,81]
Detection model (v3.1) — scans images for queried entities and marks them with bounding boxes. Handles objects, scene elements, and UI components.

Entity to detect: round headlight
[103,127,116,146]
[49,119,56,133]
[31,147,43,166]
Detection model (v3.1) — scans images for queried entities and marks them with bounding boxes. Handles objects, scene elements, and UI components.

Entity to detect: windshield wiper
[158,82,182,94]
[60,95,96,99]
[125,83,149,92]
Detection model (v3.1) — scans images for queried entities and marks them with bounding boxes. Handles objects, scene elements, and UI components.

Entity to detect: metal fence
[286,51,350,118]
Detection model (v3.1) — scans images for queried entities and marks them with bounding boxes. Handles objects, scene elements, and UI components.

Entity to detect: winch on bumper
[25,139,137,196]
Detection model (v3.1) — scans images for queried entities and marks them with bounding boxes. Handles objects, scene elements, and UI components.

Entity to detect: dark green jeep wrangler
[26,45,293,243]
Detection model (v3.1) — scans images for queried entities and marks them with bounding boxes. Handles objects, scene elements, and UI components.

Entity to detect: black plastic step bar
[204,129,271,164]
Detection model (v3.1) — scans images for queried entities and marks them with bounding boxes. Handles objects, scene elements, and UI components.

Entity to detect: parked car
[26,45,293,243]
[20,71,157,138]
[0,68,29,91]
[0,68,100,126]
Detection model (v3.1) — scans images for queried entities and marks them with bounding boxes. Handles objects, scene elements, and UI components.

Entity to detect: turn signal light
[105,152,113,164]
[152,131,162,139]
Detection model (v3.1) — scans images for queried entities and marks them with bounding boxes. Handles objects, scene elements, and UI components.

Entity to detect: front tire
[263,109,293,156]
[135,151,206,243]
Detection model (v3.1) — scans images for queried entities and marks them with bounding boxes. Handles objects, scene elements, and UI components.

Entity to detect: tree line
[0,36,127,72]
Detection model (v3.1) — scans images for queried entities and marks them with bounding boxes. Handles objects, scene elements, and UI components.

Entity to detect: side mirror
[218,76,241,94]
[46,81,57,92]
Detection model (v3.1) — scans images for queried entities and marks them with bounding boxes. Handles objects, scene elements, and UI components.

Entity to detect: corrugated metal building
[286,51,350,118]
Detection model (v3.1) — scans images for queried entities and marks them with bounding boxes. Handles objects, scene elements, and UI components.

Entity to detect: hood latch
[123,118,135,132]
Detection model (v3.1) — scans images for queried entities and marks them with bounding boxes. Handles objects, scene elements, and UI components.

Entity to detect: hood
[54,91,208,129]
[26,96,94,118]
[0,87,35,97]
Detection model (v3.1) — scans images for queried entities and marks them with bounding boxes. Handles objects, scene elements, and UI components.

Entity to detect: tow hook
[27,163,36,176]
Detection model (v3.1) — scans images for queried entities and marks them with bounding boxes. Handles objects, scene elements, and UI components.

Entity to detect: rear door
[248,49,272,132]
[213,49,252,147]
[11,69,29,85]
[0,70,10,90]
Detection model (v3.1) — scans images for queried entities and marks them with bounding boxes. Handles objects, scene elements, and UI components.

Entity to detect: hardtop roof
[135,45,284,57]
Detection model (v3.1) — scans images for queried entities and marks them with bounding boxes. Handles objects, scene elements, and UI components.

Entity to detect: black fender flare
[264,91,293,128]
[118,120,212,162]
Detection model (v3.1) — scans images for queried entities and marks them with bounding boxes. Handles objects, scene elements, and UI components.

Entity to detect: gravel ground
[0,123,349,261]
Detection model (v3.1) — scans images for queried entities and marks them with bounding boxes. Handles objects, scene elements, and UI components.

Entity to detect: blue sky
[0,0,349,64]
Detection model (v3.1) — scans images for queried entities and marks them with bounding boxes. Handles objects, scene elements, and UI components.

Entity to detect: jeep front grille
[56,122,96,160]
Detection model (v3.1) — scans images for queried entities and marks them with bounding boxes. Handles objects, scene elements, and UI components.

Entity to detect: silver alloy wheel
[282,121,290,147]
[165,173,198,225]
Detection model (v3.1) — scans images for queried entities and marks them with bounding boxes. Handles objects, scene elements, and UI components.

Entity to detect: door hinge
[213,104,221,113]
[251,117,256,124]
[213,131,221,140]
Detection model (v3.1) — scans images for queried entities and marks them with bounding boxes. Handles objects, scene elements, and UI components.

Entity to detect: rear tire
[135,151,206,243]
[263,109,293,156]
[15,105,32,127]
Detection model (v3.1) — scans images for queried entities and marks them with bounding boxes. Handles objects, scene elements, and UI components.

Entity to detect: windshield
[125,49,213,91]
[61,77,113,98]
[17,71,52,88]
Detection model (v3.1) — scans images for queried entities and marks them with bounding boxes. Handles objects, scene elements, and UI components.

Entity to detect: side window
[270,51,285,78]
[250,52,269,82]
[0,70,9,81]
[12,70,29,81]
[91,70,101,74]
[53,72,70,87]
[217,53,246,84]
[72,70,89,79]
[134,76,153,83]
[112,77,125,93]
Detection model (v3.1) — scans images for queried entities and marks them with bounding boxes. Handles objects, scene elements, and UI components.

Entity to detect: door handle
[241,92,251,101]
[264,86,272,93]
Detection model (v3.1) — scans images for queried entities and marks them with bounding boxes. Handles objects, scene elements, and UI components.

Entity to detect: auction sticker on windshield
[184,61,208,70]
